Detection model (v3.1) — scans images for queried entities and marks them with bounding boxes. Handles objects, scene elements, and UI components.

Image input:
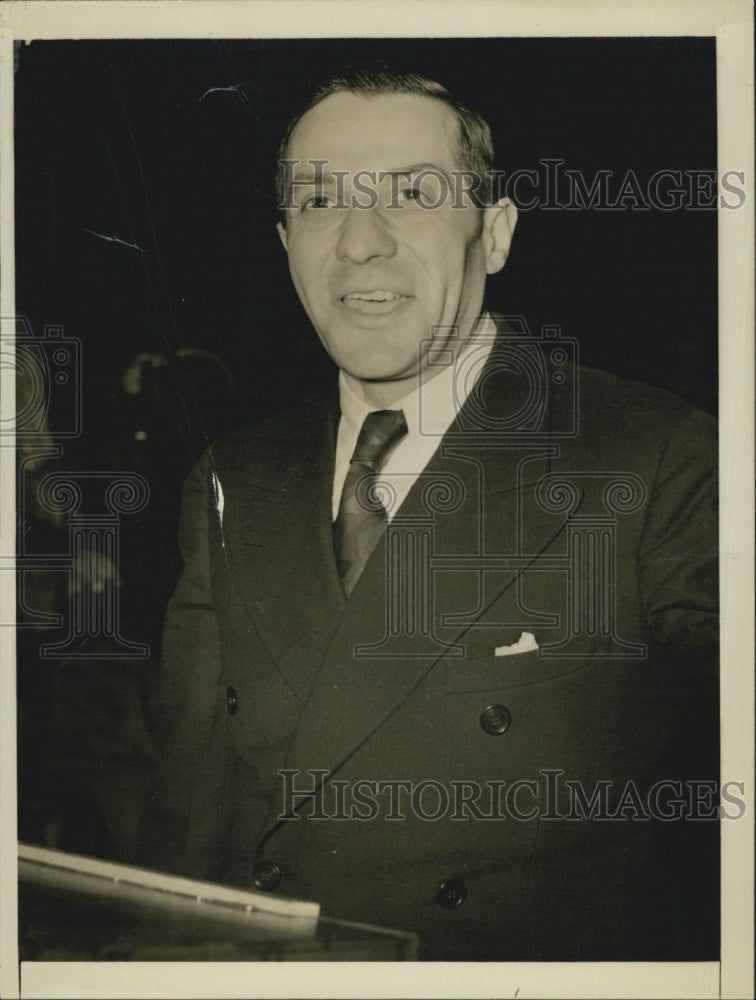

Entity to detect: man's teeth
[344,290,401,302]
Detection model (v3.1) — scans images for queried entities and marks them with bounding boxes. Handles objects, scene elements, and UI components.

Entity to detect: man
[141,64,718,960]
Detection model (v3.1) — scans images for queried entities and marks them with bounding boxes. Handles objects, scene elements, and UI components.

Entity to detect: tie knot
[351,409,408,472]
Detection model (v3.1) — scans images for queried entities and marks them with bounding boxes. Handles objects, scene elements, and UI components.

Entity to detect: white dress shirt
[332,313,497,522]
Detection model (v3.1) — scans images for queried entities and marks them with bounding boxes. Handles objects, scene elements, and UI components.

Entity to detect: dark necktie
[333,409,408,597]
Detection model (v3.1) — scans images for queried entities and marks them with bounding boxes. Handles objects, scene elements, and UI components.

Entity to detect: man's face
[278,92,513,400]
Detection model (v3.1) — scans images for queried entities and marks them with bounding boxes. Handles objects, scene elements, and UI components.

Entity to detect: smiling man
[141,64,719,961]
[276,87,515,402]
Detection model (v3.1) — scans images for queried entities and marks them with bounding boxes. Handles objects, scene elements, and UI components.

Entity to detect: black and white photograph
[1,2,752,998]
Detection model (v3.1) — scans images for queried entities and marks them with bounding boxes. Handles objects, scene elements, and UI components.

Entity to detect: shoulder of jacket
[187,392,338,484]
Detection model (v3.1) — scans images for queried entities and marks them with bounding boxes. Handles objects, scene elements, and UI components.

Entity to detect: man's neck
[342,371,423,409]
[342,322,493,410]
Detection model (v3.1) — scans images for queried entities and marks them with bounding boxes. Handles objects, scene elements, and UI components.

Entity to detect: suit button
[480,704,511,735]
[252,861,281,891]
[226,686,238,716]
[437,878,467,909]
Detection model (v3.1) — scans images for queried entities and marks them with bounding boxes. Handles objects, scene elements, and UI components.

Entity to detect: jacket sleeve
[638,406,718,659]
[137,451,230,880]
[636,407,720,956]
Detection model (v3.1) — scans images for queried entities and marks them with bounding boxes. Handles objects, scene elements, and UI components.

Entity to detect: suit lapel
[219,396,346,700]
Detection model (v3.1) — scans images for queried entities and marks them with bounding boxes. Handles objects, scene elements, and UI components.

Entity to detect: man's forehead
[287,91,460,168]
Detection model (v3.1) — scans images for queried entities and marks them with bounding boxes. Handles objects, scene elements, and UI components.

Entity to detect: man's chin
[328,345,413,381]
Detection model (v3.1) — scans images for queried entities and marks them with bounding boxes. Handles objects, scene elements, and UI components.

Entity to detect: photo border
[0,2,752,998]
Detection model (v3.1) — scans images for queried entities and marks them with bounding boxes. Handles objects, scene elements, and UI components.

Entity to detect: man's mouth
[343,290,403,303]
[340,289,411,314]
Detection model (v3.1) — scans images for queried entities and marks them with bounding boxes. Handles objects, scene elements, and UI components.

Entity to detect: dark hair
[276,61,494,216]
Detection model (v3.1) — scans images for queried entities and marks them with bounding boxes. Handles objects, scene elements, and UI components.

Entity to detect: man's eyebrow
[290,169,341,186]
[379,162,450,179]
[289,162,452,184]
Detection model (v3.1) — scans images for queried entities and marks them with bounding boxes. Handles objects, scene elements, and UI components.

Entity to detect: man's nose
[335,205,397,264]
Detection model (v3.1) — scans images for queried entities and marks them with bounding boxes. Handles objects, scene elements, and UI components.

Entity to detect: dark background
[16,37,718,441]
[14,37,718,861]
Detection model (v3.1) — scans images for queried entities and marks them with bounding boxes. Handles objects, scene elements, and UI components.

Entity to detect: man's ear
[276,221,288,252]
[481,198,518,275]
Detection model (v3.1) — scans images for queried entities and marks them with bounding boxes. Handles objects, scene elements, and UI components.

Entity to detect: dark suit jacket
[141,334,718,961]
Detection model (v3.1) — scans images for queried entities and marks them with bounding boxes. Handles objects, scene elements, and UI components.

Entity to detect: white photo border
[0,2,752,998]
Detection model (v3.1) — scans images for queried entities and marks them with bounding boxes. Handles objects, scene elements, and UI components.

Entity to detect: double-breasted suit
[141,331,718,960]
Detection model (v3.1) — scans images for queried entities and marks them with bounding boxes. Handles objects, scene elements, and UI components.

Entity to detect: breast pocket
[434,637,587,697]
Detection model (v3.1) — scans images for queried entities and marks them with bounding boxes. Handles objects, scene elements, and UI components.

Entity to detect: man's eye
[400,185,425,204]
[301,194,335,210]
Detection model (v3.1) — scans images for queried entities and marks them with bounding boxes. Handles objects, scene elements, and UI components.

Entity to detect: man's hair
[276,61,494,216]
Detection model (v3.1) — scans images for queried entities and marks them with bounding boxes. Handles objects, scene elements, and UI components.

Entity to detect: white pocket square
[494,632,539,656]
